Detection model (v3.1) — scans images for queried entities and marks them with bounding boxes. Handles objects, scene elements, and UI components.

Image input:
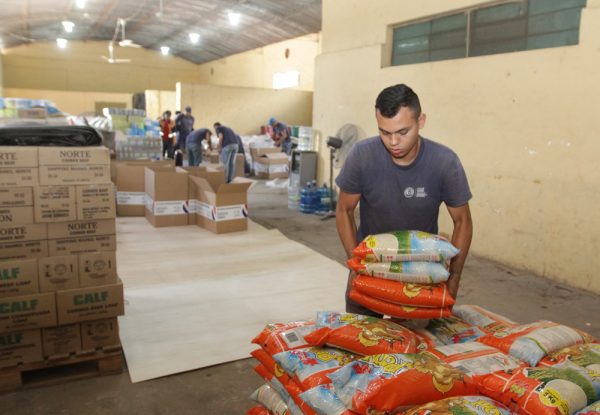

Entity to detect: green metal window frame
[390,0,587,66]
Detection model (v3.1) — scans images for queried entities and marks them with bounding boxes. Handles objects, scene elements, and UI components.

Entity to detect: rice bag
[353,230,460,262]
[453,304,517,333]
[477,321,596,366]
[254,364,314,415]
[328,353,477,414]
[273,346,359,390]
[425,342,524,382]
[411,327,446,351]
[250,384,291,415]
[253,321,317,356]
[538,343,600,369]
[352,276,455,308]
[304,311,418,355]
[348,289,452,319]
[575,401,600,414]
[402,396,514,415]
[347,257,450,284]
[479,363,599,415]
[300,384,357,415]
[251,348,297,386]
[404,315,488,345]
[247,405,273,415]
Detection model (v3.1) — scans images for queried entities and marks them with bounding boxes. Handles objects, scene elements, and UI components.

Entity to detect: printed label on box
[270,164,289,173]
[117,191,145,206]
[188,199,199,214]
[150,200,188,216]
[196,203,247,222]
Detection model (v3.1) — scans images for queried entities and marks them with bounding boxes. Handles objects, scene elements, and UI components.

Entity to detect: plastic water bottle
[317,183,331,214]
[299,182,315,214]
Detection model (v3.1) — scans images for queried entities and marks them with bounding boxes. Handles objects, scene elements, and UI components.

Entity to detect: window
[390,0,587,66]
[272,70,300,90]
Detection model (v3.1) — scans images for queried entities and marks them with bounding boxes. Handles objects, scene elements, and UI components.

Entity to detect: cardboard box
[183,166,208,225]
[56,280,124,325]
[47,219,116,256]
[33,186,77,223]
[0,147,39,187]
[38,146,110,186]
[18,108,48,119]
[235,154,245,178]
[190,172,252,234]
[0,292,57,333]
[144,167,189,227]
[42,324,81,357]
[0,206,34,225]
[114,160,175,216]
[38,256,79,292]
[209,151,220,164]
[253,152,289,179]
[0,258,39,298]
[79,251,117,288]
[76,183,116,220]
[81,318,120,351]
[0,187,33,207]
[0,223,48,261]
[0,329,43,368]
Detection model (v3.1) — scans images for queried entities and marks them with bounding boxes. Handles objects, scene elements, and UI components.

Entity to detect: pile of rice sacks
[247,306,599,415]
[347,231,460,319]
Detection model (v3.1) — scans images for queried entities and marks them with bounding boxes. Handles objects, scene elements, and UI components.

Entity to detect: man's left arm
[446,203,473,299]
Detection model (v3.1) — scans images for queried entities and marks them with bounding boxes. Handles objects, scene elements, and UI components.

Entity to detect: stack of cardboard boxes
[250,147,289,179]
[0,146,124,369]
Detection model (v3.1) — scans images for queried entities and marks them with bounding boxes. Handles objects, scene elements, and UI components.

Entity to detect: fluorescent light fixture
[56,38,68,49]
[160,46,170,55]
[228,12,241,26]
[273,70,300,90]
[189,32,200,44]
[75,0,86,9]
[62,21,75,33]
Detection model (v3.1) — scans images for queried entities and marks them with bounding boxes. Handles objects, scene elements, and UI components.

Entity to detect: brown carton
[110,159,174,183]
[76,183,116,220]
[56,280,124,325]
[0,258,39,298]
[0,187,33,207]
[0,223,48,261]
[0,292,57,333]
[0,329,43,368]
[190,172,252,234]
[81,318,120,351]
[209,151,220,164]
[78,251,117,288]
[144,167,189,227]
[0,241,48,261]
[47,219,116,256]
[0,147,39,187]
[253,152,289,179]
[38,255,79,292]
[42,324,81,357]
[115,162,174,216]
[0,206,35,225]
[33,186,77,223]
[38,146,110,186]
[235,154,245,178]
[183,166,208,225]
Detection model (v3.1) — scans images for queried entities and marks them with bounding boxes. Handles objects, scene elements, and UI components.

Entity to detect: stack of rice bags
[347,230,460,319]
[248,306,599,415]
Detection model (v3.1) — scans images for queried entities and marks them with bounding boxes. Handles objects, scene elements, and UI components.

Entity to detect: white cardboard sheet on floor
[116,217,347,383]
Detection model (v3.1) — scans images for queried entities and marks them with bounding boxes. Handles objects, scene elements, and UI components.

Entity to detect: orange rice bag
[537,343,600,368]
[348,289,452,319]
[402,396,514,415]
[452,304,517,333]
[304,311,418,355]
[254,364,316,415]
[329,353,477,414]
[352,276,455,308]
[252,321,317,356]
[251,348,297,387]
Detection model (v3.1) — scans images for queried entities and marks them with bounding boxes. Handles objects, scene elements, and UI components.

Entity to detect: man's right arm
[335,191,361,259]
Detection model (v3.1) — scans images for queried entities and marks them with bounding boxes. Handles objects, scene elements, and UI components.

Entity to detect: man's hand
[447,272,461,299]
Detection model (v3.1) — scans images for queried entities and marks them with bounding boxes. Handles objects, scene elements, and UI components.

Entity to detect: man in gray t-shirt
[335,84,473,316]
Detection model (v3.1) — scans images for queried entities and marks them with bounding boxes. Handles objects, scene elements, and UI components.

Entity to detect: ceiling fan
[116,18,142,48]
[101,42,131,64]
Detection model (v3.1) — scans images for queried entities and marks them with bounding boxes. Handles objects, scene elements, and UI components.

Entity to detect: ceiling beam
[85,0,120,40]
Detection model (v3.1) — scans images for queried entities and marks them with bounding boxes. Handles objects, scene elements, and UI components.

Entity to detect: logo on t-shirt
[404,187,428,198]
[404,187,415,198]
[416,187,428,198]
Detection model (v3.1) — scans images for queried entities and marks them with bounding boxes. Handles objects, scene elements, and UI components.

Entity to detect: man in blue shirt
[269,117,292,155]
[335,84,473,316]
[174,106,195,151]
[186,128,212,167]
[214,122,239,183]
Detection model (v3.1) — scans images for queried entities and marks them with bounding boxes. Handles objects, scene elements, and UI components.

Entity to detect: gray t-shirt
[335,136,472,241]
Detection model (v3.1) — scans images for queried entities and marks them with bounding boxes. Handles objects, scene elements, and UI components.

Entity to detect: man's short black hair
[375,84,421,118]
[214,122,221,127]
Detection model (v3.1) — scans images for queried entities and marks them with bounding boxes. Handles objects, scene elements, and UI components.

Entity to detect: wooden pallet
[0,346,123,393]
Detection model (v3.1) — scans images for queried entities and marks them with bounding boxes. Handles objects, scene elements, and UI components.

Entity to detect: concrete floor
[1,181,599,414]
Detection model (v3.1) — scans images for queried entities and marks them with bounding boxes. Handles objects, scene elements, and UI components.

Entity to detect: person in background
[214,122,239,183]
[268,117,292,155]
[335,84,473,316]
[159,110,174,159]
[235,134,251,176]
[186,128,212,167]
[174,106,195,151]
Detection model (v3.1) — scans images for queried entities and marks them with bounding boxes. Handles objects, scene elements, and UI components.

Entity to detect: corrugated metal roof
[0,0,321,64]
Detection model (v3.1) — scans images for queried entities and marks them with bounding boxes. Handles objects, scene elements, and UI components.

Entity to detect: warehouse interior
[1,1,599,414]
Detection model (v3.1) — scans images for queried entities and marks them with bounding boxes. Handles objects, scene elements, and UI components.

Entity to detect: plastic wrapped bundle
[348,289,452,319]
[353,231,459,262]
[249,384,291,415]
[0,125,103,146]
[403,396,515,415]
[352,276,455,308]
[347,258,450,284]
